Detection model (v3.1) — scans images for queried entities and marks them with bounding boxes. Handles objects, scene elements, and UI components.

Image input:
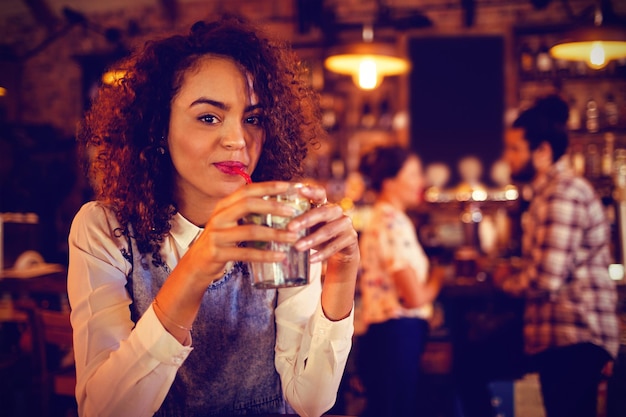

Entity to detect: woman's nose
[220,122,246,150]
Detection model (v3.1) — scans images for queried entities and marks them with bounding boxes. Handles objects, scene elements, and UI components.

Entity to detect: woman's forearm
[320,252,359,321]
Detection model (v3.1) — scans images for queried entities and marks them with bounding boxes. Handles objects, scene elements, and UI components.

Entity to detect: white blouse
[67,202,353,417]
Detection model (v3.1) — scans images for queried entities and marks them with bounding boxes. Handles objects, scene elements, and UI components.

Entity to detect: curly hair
[78,15,324,258]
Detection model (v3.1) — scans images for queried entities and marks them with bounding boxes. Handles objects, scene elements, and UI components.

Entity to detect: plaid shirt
[520,158,619,358]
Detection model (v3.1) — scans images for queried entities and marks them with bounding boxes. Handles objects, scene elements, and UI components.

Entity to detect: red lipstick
[214,161,252,184]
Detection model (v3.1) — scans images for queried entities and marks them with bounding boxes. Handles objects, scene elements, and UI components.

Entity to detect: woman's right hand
[153,181,302,342]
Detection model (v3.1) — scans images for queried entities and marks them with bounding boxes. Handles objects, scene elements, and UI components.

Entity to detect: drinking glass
[244,183,311,289]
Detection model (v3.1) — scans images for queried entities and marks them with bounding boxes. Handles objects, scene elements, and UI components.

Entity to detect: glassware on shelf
[571,144,586,176]
[519,42,535,79]
[535,41,553,78]
[604,93,619,128]
[567,97,582,131]
[586,143,601,179]
[585,98,600,133]
[602,132,615,177]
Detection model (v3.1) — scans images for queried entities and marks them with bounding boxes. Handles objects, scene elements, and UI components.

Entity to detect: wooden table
[0,266,68,310]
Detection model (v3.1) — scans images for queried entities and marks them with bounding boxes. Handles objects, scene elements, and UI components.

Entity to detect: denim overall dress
[124,235,286,416]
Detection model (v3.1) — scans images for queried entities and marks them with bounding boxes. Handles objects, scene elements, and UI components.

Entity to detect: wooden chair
[28,306,77,417]
[0,306,33,417]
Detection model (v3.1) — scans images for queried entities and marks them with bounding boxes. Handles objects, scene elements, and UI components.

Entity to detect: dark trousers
[358,317,429,417]
[530,342,612,417]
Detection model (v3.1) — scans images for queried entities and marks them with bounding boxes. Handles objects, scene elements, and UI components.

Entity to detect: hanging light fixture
[324,25,411,90]
[101,69,127,86]
[549,0,626,70]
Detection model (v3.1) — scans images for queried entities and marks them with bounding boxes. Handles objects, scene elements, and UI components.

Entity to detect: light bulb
[588,41,608,69]
[102,69,127,86]
[357,58,381,90]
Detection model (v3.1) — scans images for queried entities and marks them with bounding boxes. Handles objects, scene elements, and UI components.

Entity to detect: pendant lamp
[324,25,411,90]
[549,0,626,70]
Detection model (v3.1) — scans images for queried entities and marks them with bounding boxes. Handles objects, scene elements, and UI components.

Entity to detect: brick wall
[0,0,588,136]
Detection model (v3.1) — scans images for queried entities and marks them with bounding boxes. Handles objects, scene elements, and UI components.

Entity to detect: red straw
[233,167,252,184]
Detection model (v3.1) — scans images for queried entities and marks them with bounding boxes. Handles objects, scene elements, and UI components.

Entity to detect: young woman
[68,16,359,417]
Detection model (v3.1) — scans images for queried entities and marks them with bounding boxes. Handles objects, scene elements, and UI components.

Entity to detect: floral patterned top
[358,202,432,328]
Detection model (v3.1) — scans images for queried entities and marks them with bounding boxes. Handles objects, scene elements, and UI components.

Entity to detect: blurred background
[1,0,625,266]
[1,1,626,416]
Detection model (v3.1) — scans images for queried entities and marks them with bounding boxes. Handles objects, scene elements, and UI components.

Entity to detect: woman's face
[390,155,424,208]
[168,55,265,208]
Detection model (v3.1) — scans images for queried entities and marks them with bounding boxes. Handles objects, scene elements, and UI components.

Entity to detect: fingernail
[294,239,309,251]
[300,185,314,195]
[309,252,322,263]
[287,220,301,231]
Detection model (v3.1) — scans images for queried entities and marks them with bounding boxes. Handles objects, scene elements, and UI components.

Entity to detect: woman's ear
[380,176,396,194]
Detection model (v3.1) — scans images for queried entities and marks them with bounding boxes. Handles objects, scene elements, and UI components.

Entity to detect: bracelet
[152,298,193,332]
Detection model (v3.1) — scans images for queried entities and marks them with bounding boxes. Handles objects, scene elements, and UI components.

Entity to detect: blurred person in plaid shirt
[497,94,619,417]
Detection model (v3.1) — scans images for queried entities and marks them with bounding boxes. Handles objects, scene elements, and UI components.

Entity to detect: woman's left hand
[288,185,359,264]
[288,184,359,320]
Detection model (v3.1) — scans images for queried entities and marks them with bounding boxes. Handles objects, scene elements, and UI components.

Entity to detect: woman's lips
[214,162,252,184]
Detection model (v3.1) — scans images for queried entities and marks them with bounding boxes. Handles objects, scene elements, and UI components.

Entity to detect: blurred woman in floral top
[357,145,444,417]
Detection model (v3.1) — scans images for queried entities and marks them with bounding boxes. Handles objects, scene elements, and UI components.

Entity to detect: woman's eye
[245,115,262,126]
[199,114,218,124]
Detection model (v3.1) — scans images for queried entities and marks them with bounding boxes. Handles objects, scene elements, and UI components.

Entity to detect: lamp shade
[324,43,411,90]
[550,25,626,69]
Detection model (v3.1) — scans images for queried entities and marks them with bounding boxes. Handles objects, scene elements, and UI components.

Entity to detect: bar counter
[0,267,67,295]
[439,262,526,372]
[0,266,68,312]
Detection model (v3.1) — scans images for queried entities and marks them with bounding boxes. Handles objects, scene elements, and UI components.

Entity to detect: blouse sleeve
[380,212,414,273]
[274,261,354,417]
[67,202,192,417]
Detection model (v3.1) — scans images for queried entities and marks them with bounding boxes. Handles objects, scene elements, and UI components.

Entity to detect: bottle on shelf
[586,143,601,179]
[585,98,600,133]
[519,42,535,79]
[320,93,338,132]
[567,97,582,131]
[602,132,615,177]
[571,143,585,176]
[321,108,337,131]
[326,158,346,202]
[360,102,377,129]
[555,54,571,78]
[573,60,588,78]
[555,59,571,78]
[615,57,626,78]
[604,93,619,129]
[378,99,393,130]
[535,41,553,79]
